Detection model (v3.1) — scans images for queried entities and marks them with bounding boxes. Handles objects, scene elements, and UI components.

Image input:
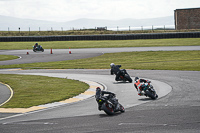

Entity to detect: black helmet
[135,77,139,81]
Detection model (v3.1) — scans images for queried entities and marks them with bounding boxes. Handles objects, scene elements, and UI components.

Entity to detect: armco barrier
[0,32,200,42]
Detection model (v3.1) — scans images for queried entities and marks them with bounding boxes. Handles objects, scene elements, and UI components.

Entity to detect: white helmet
[110,63,115,68]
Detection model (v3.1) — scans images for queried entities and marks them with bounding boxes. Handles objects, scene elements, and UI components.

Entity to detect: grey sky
[0,0,199,22]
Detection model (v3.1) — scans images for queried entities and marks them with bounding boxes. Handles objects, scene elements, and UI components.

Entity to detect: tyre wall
[0,32,200,42]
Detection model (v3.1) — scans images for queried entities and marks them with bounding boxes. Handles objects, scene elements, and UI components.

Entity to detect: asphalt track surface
[0,46,200,133]
[1,46,200,65]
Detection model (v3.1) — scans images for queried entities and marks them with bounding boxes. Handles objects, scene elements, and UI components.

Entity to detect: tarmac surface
[1,46,200,65]
[0,46,200,133]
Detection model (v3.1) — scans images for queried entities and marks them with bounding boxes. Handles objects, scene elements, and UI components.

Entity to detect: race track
[1,46,200,65]
[0,46,200,133]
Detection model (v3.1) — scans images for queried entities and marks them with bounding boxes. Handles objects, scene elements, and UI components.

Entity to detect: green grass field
[1,29,200,37]
[0,38,200,50]
[0,38,199,108]
[1,50,199,71]
[0,74,89,108]
[0,51,200,71]
[0,55,19,61]
[1,30,154,36]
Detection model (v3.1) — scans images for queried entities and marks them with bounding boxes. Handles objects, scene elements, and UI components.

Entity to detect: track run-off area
[0,46,200,133]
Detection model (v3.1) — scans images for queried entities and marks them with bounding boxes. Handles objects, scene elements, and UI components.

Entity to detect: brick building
[174,7,200,30]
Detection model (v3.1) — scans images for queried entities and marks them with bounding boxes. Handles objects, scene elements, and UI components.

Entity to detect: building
[96,27,107,31]
[174,7,200,30]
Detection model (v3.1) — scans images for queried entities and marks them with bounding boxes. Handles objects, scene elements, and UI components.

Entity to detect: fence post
[164,25,165,32]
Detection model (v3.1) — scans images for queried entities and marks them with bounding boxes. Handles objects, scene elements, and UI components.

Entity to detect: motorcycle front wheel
[124,75,132,83]
[119,104,125,113]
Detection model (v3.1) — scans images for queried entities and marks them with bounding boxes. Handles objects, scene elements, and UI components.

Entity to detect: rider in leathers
[134,77,151,96]
[95,87,119,111]
[110,63,124,81]
[34,43,38,50]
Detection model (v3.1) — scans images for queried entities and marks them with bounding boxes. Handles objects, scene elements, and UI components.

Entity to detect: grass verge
[0,55,19,61]
[1,29,200,36]
[1,50,200,71]
[0,74,89,108]
[0,38,200,50]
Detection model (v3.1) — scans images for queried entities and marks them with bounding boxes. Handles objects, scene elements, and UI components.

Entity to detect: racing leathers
[95,87,118,111]
[134,78,151,96]
[110,64,122,81]
[34,43,38,49]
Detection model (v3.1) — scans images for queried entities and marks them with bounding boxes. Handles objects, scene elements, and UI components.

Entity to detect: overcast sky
[0,0,199,22]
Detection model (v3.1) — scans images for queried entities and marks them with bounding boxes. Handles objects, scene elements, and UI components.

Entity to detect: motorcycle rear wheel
[145,90,157,100]
[102,103,115,115]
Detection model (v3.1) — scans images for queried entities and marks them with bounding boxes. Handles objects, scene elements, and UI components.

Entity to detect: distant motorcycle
[97,93,125,115]
[111,69,132,83]
[143,83,158,100]
[33,45,44,52]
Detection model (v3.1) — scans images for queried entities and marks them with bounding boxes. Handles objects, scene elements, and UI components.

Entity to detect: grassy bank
[1,50,200,71]
[1,29,200,36]
[0,38,199,108]
[0,38,200,50]
[0,55,19,61]
[0,74,89,108]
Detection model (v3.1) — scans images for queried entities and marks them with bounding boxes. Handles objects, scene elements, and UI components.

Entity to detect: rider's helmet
[96,87,101,91]
[135,77,139,81]
[110,63,115,68]
[96,87,101,98]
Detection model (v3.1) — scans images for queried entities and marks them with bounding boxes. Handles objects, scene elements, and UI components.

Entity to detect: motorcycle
[33,45,44,52]
[111,69,132,83]
[97,94,125,115]
[143,83,158,100]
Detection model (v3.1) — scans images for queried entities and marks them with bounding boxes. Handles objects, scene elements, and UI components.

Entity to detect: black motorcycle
[143,83,158,100]
[33,45,44,52]
[111,69,132,83]
[97,94,125,115]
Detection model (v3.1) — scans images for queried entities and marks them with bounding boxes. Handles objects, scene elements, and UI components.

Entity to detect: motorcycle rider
[34,43,43,50]
[34,43,38,50]
[134,77,151,96]
[34,43,38,49]
[110,63,124,81]
[95,87,119,111]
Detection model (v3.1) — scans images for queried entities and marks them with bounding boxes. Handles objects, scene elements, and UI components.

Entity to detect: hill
[0,15,174,31]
